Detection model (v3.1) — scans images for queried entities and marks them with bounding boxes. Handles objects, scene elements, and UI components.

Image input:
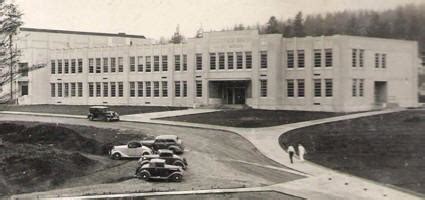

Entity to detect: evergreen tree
[170,25,184,44]
[265,16,279,34]
[293,11,305,37]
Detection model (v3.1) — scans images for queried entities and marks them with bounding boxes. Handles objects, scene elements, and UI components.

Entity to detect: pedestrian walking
[298,144,306,161]
[287,145,295,164]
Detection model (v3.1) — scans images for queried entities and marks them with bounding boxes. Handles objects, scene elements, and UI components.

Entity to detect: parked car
[87,106,119,121]
[137,149,188,170]
[110,141,153,159]
[135,158,184,182]
[141,135,184,154]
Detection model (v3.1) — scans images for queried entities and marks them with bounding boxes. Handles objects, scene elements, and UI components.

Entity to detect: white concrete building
[3,28,420,112]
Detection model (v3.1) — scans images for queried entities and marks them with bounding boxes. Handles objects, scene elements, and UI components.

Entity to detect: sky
[13,0,425,40]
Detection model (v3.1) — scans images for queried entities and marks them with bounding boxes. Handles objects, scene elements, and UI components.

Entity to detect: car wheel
[171,174,182,182]
[142,152,150,156]
[88,116,94,121]
[111,153,121,160]
[105,117,110,122]
[139,171,150,180]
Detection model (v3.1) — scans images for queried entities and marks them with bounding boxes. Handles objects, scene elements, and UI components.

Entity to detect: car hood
[112,145,127,149]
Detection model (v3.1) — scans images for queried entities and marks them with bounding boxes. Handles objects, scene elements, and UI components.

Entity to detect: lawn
[279,110,425,195]
[0,104,186,116]
[160,109,342,128]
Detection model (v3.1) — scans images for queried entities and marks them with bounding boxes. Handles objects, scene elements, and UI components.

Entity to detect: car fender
[172,160,186,169]
[168,145,182,153]
[167,171,183,178]
[110,149,130,158]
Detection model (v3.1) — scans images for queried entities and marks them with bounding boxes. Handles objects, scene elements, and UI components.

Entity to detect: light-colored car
[141,135,184,154]
[110,141,153,159]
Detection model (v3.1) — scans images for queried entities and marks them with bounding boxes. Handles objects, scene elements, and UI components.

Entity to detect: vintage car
[110,141,153,159]
[87,106,120,121]
[137,149,187,170]
[135,159,184,182]
[141,135,184,154]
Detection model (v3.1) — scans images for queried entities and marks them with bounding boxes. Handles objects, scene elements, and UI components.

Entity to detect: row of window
[287,49,333,69]
[352,49,387,69]
[209,51,268,70]
[51,59,83,74]
[286,79,333,97]
[50,82,83,97]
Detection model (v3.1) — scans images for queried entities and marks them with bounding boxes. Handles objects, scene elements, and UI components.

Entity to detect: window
[352,79,357,97]
[227,52,234,69]
[154,56,160,72]
[359,79,364,97]
[64,83,69,97]
[58,83,63,97]
[297,50,304,68]
[103,58,108,73]
[77,59,83,73]
[51,83,55,97]
[175,81,181,97]
[236,52,243,69]
[287,79,294,97]
[359,49,364,67]
[103,82,108,97]
[137,56,144,72]
[352,49,357,68]
[287,50,294,68]
[209,53,216,70]
[51,60,56,74]
[218,53,225,69]
[88,82,93,97]
[245,51,252,69]
[64,59,69,74]
[196,80,202,97]
[96,82,101,97]
[260,80,267,97]
[314,79,321,97]
[297,79,305,97]
[19,63,28,77]
[325,79,333,97]
[174,55,181,71]
[71,82,76,97]
[145,56,151,72]
[77,82,83,97]
[71,59,76,73]
[153,81,160,97]
[137,82,143,97]
[95,58,101,73]
[196,53,202,70]
[129,82,135,97]
[382,54,386,68]
[118,57,123,72]
[110,58,116,73]
[260,51,268,69]
[162,81,168,97]
[118,82,123,97]
[325,49,332,67]
[183,55,187,71]
[182,81,187,97]
[145,82,151,97]
[58,60,63,74]
[375,53,380,68]
[161,56,168,71]
[314,49,321,68]
[110,82,116,97]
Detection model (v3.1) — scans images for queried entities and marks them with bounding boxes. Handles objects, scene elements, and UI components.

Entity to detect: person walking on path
[298,144,306,161]
[287,145,295,164]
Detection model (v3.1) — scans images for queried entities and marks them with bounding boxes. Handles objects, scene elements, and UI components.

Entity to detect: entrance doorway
[208,80,250,105]
[374,81,387,105]
[226,87,246,104]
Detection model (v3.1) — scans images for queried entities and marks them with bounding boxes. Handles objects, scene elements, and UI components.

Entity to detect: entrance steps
[198,104,251,110]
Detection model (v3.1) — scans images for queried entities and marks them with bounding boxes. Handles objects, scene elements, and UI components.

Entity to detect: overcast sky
[14,0,425,39]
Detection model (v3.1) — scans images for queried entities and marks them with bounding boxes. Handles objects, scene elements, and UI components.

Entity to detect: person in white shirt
[298,144,306,161]
[287,145,295,164]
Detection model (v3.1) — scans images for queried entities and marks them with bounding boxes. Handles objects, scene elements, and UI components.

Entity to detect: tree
[170,25,184,44]
[293,11,305,37]
[265,16,279,34]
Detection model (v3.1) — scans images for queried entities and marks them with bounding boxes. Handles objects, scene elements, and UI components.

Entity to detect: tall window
[314,49,321,68]
[71,83,76,97]
[51,83,55,97]
[325,79,333,97]
[287,79,294,97]
[196,80,202,97]
[118,82,124,97]
[260,80,267,97]
[153,81,160,97]
[64,59,69,74]
[137,82,143,97]
[110,58,116,73]
[145,56,151,72]
[359,79,364,97]
[352,79,357,97]
[58,60,63,74]
[297,79,305,97]
[161,55,168,71]
[64,83,69,97]
[58,83,63,97]
[71,59,76,73]
[227,52,234,69]
[183,55,187,71]
[129,56,135,72]
[78,59,83,73]
[359,49,364,67]
[287,50,294,68]
[103,58,108,73]
[182,81,187,97]
[260,51,268,69]
[95,58,101,73]
[196,53,202,70]
[245,51,252,69]
[137,56,144,72]
[129,82,135,97]
[325,49,332,67]
[145,82,151,97]
[375,53,380,68]
[236,52,243,69]
[118,57,124,72]
[382,54,386,68]
[174,55,181,71]
[352,49,357,68]
[110,82,116,97]
[175,81,181,97]
[51,60,56,74]
[162,81,168,97]
[95,82,101,97]
[314,79,321,97]
[209,53,216,70]
[218,53,225,69]
[154,56,160,72]
[297,50,304,68]
[103,82,108,97]
[88,82,93,97]
[78,82,83,97]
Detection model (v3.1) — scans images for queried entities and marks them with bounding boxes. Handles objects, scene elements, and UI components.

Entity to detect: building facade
[5,28,420,112]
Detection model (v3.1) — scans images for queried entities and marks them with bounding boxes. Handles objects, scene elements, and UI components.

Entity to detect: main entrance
[226,87,246,104]
[209,80,250,105]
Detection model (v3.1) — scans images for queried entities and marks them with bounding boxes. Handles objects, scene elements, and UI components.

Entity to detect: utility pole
[9,34,13,103]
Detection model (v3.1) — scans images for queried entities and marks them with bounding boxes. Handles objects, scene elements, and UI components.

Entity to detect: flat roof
[20,27,146,39]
